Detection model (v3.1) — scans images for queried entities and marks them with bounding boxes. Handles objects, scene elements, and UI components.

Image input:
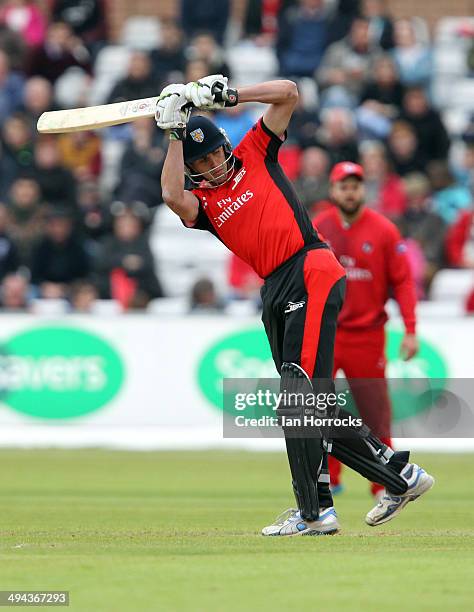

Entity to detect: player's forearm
[237,80,298,106]
[161,140,187,214]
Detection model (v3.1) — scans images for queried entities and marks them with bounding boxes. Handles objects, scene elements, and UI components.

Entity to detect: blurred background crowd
[0,0,473,314]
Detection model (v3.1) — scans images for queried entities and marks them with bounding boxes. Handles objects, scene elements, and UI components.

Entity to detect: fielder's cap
[330,161,364,183]
[183,115,227,164]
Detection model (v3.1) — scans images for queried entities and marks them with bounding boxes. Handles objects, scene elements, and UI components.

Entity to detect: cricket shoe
[261,507,340,536]
[365,463,435,527]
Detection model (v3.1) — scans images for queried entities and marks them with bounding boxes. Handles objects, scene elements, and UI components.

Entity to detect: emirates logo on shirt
[213,190,254,228]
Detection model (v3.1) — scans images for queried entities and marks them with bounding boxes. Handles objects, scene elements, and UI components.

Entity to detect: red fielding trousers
[332,326,392,496]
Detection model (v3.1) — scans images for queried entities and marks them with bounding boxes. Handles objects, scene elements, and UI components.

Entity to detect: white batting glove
[155,84,191,139]
[185,74,230,110]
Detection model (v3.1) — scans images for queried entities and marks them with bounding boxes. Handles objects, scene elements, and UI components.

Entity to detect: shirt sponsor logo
[214,189,254,228]
[284,301,305,314]
[231,167,246,190]
[339,254,372,281]
[340,255,356,267]
[345,268,373,281]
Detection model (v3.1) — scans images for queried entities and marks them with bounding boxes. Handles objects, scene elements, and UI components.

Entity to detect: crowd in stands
[0,0,472,314]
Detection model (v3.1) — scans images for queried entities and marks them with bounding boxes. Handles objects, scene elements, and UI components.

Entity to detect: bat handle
[212,83,238,107]
[181,84,239,111]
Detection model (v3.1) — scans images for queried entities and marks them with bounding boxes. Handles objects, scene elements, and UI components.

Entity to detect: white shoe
[262,507,340,536]
[365,463,435,527]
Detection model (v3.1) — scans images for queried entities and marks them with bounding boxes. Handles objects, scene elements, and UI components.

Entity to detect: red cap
[329,161,364,183]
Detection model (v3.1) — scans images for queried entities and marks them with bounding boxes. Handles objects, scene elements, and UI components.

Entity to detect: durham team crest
[190,128,204,142]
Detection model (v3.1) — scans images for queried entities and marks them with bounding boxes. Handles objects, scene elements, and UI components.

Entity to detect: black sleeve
[259,118,286,163]
[180,197,218,236]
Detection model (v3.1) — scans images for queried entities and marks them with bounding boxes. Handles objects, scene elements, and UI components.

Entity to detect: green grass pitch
[0,449,473,611]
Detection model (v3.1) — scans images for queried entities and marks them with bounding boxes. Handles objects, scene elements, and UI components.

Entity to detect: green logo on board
[197,327,448,420]
[0,326,125,419]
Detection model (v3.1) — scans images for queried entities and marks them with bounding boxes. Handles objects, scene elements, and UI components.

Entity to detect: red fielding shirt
[314,206,417,333]
[186,118,326,278]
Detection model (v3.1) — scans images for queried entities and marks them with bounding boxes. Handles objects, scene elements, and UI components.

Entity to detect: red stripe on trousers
[301,249,345,377]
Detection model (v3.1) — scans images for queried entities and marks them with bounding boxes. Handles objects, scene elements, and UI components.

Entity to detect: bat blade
[37,96,159,134]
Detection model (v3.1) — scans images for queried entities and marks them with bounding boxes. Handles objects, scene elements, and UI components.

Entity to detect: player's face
[331,177,365,215]
[191,147,228,185]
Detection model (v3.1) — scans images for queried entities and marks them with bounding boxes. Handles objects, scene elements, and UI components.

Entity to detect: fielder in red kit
[314,161,419,497]
[157,75,433,534]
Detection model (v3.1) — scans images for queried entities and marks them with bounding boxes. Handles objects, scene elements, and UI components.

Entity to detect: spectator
[360,141,407,219]
[51,0,107,50]
[7,174,44,267]
[32,136,77,208]
[69,279,98,312]
[391,18,431,90]
[180,0,230,45]
[0,21,26,70]
[77,179,110,243]
[361,0,394,50]
[107,50,157,104]
[57,130,102,180]
[427,161,472,226]
[0,202,19,280]
[317,16,379,107]
[360,54,404,111]
[0,272,30,310]
[454,141,474,197]
[1,114,35,192]
[387,120,426,177]
[115,117,165,208]
[276,0,330,78]
[400,86,450,163]
[357,54,404,139]
[21,76,54,132]
[150,20,186,84]
[183,58,211,84]
[30,207,90,298]
[445,208,474,268]
[227,254,263,303]
[190,277,224,313]
[185,32,230,79]
[28,21,91,84]
[315,107,359,165]
[243,0,294,45]
[0,49,25,124]
[325,0,360,47]
[397,172,446,294]
[214,105,255,147]
[94,202,163,309]
[0,1,46,49]
[286,88,319,147]
[292,146,330,212]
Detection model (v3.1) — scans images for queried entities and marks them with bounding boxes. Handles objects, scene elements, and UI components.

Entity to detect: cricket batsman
[314,162,419,499]
[156,75,434,535]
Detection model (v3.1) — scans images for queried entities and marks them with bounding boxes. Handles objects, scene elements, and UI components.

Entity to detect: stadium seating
[120,16,161,50]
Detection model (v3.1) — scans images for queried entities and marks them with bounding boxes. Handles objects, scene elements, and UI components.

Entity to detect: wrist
[167,127,186,142]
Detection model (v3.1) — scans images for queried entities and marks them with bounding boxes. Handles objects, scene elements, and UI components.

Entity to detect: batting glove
[185,74,238,110]
[155,84,191,140]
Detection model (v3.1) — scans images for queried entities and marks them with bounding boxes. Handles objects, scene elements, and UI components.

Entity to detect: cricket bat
[36,86,237,134]
[37,96,160,134]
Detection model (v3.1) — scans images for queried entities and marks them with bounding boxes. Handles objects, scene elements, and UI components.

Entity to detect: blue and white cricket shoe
[365,463,435,527]
[261,507,340,536]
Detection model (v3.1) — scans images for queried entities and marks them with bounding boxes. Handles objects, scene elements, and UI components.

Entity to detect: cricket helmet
[183,115,235,187]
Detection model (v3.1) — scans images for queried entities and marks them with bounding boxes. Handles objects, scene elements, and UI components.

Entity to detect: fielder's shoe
[365,463,435,527]
[262,507,340,536]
